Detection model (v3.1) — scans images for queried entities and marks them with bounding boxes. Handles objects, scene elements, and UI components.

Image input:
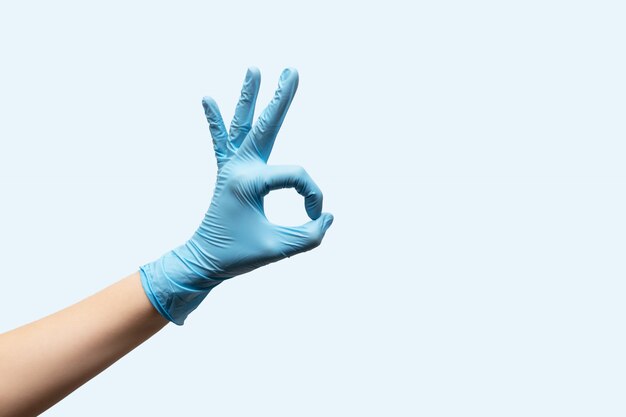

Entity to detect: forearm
[0,272,168,417]
[0,67,331,416]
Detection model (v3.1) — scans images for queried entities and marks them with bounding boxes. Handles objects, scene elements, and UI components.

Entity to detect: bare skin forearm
[0,272,168,417]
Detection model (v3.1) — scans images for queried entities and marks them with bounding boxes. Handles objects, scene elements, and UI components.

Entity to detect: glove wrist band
[139,242,222,325]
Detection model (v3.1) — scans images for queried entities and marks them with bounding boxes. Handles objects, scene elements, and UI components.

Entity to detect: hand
[140,67,334,325]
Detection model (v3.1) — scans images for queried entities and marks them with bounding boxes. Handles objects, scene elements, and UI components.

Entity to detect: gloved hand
[139,67,334,325]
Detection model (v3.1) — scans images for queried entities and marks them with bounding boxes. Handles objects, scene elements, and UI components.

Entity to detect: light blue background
[1,1,625,415]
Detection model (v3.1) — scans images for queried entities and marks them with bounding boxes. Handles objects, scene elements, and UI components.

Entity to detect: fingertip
[203,97,224,122]
[305,195,323,221]
[243,67,261,91]
[247,66,261,79]
[280,67,299,87]
[321,212,334,232]
[202,96,216,110]
[281,67,298,78]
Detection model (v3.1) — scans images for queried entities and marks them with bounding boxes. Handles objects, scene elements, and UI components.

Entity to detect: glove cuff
[139,263,178,323]
[139,243,222,325]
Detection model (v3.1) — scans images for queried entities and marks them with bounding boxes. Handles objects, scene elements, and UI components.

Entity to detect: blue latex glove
[139,67,334,325]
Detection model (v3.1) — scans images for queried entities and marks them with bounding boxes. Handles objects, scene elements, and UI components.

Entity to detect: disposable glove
[139,67,334,325]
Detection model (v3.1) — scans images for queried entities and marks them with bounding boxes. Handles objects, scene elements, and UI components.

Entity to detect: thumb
[275,212,334,258]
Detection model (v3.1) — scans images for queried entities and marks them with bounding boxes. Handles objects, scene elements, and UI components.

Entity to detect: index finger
[261,164,323,220]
